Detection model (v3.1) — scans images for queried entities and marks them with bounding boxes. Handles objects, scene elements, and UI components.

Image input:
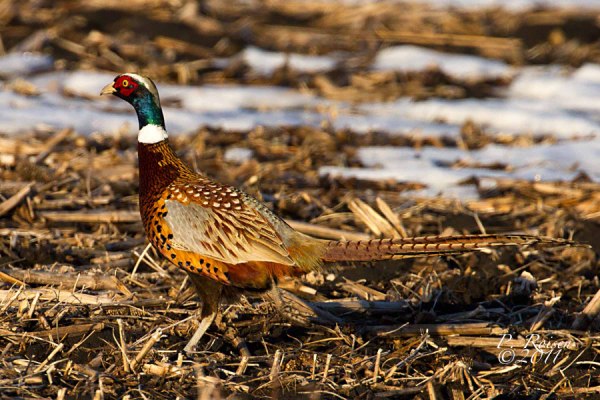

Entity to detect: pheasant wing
[163,181,295,266]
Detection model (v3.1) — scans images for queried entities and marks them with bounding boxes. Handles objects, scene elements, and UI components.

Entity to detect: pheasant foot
[184,310,217,354]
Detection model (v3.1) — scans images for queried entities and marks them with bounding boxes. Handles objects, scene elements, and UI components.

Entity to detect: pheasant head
[101,73,192,223]
[101,73,167,143]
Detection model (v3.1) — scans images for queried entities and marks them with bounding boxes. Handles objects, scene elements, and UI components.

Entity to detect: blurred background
[2,0,600,199]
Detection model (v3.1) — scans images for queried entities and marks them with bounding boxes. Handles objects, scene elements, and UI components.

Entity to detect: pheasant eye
[121,79,129,87]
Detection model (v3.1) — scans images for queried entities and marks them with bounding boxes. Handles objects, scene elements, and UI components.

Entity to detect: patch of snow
[174,86,321,112]
[331,112,458,136]
[0,53,53,78]
[224,147,254,163]
[321,145,496,198]
[241,46,338,75]
[373,45,512,79]
[0,89,133,135]
[362,97,600,137]
[320,138,600,197]
[572,63,600,83]
[508,66,600,114]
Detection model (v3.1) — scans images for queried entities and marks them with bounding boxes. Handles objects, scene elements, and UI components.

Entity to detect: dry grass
[0,127,598,399]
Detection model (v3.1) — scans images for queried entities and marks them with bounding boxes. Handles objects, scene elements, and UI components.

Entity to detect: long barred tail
[320,234,572,262]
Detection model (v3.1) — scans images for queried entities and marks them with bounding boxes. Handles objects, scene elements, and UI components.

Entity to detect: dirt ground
[0,1,599,399]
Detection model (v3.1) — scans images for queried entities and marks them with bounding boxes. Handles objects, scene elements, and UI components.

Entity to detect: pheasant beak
[100,82,117,96]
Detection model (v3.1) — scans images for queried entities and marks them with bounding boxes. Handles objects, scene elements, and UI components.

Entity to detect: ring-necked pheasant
[101,73,570,353]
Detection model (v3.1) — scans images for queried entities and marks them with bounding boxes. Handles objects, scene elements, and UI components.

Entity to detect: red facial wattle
[116,76,138,97]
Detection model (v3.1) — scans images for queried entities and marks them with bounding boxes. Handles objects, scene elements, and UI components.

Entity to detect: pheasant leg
[184,310,217,353]
[184,273,223,353]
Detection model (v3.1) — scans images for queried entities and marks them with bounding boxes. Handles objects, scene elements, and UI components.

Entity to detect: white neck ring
[138,124,168,144]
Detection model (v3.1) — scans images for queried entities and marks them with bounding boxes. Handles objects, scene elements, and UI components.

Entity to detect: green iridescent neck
[132,93,165,129]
